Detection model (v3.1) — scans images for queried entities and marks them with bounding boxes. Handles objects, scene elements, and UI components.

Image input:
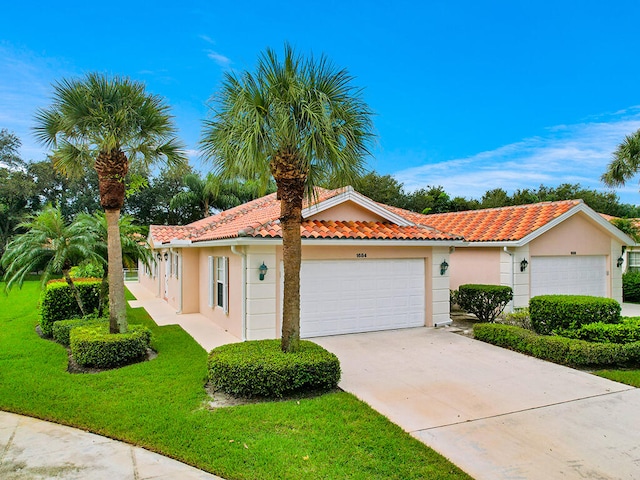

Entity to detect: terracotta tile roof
[149,186,460,244]
[600,213,640,229]
[389,199,583,242]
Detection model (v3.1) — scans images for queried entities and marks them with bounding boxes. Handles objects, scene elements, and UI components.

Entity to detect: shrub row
[474,323,640,367]
[52,317,108,347]
[529,295,620,335]
[555,318,640,344]
[457,284,513,323]
[70,324,152,368]
[40,279,102,337]
[208,340,341,398]
[623,271,640,302]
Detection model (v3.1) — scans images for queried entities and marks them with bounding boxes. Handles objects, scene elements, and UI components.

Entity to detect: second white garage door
[530,255,607,297]
[298,258,425,338]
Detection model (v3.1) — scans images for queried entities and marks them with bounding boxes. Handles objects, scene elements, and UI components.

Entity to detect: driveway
[313,328,640,480]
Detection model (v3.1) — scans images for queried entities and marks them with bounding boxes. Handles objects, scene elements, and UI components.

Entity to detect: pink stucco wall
[306,201,387,222]
[449,247,501,290]
[529,213,611,255]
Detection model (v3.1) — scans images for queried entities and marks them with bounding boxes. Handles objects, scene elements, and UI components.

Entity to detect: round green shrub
[40,279,102,337]
[52,317,108,347]
[529,295,621,335]
[623,271,640,302]
[208,340,341,398]
[70,324,152,368]
[457,284,513,322]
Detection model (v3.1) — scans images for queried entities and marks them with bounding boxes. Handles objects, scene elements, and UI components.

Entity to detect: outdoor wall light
[259,262,268,281]
[520,259,528,272]
[156,252,161,261]
[163,252,169,261]
[440,260,449,276]
[617,256,624,268]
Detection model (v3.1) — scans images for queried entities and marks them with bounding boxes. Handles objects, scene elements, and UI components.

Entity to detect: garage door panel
[531,256,606,297]
[298,259,426,337]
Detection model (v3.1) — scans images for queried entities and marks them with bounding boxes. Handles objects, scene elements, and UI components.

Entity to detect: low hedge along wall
[555,318,640,344]
[40,279,102,337]
[208,340,341,398]
[474,323,640,368]
[70,324,152,368]
[52,317,108,347]
[529,295,621,335]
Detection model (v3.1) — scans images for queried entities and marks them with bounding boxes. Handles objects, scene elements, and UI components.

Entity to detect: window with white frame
[167,252,172,277]
[216,257,229,314]
[173,252,179,279]
[629,251,640,272]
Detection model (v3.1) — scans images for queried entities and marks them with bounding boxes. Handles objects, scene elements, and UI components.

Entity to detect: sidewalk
[0,411,224,480]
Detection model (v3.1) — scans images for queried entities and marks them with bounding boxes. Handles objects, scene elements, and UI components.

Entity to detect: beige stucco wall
[138,256,158,295]
[449,247,501,290]
[529,213,611,256]
[180,248,200,314]
[306,201,387,222]
[245,245,278,340]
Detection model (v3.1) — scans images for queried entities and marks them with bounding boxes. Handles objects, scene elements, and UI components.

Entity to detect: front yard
[0,280,471,480]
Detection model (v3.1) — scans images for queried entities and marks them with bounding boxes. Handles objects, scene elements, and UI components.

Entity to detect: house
[139,186,464,340]
[415,200,634,309]
[139,190,634,341]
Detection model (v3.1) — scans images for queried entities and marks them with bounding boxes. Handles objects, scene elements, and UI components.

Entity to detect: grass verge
[595,369,640,387]
[0,280,470,480]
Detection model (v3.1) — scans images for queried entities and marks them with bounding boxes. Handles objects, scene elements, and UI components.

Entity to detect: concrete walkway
[313,327,640,480]
[0,411,223,480]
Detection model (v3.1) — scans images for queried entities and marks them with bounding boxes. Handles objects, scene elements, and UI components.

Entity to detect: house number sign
[356,253,367,258]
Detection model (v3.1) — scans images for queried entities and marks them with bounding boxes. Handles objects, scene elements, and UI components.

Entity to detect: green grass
[0,280,471,480]
[595,369,640,387]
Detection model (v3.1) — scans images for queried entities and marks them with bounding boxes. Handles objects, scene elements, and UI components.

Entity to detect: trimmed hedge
[40,279,102,337]
[529,295,621,335]
[70,324,152,368]
[52,317,108,347]
[457,284,513,323]
[555,318,640,344]
[623,271,640,302]
[474,323,640,367]
[208,340,341,398]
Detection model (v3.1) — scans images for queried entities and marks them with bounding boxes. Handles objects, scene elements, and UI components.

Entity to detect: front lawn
[0,280,471,480]
[595,369,640,387]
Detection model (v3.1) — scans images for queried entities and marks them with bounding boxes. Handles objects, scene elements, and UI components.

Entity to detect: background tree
[34,73,187,334]
[201,44,374,352]
[602,130,640,190]
[1,205,97,314]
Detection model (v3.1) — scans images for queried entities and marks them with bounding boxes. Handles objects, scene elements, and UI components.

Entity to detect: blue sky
[3,0,640,203]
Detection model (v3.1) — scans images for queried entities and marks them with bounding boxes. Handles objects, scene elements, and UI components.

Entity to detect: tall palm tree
[602,130,640,188]
[34,73,186,334]
[75,211,152,316]
[1,205,97,315]
[201,44,374,352]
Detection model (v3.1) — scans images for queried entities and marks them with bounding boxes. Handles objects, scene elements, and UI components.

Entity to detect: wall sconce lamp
[440,260,449,276]
[156,252,161,261]
[520,259,528,272]
[259,262,268,281]
[163,252,169,261]
[617,256,624,268]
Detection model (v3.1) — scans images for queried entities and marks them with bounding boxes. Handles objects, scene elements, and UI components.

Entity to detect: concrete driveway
[313,328,640,480]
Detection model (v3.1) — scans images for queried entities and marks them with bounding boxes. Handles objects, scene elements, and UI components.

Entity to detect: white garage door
[297,259,425,338]
[530,256,607,297]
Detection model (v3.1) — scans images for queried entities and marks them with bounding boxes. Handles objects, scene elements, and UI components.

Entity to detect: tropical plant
[75,211,152,315]
[602,130,640,190]
[200,44,374,352]
[1,205,97,315]
[33,73,186,333]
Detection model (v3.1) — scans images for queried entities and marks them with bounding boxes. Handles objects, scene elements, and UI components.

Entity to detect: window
[629,251,640,272]
[167,252,172,277]
[216,257,229,314]
[173,252,179,279]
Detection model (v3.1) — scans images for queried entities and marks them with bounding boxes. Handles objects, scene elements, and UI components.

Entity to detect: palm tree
[200,44,374,352]
[1,205,97,315]
[75,211,152,316]
[34,73,186,334]
[602,130,640,188]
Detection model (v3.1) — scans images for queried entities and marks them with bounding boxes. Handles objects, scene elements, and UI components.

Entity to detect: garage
[298,258,426,337]
[530,255,607,297]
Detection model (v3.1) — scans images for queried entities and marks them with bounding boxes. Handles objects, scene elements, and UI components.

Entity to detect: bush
[555,318,640,344]
[208,340,341,398]
[623,271,640,302]
[457,284,513,323]
[70,324,152,368]
[499,307,532,330]
[473,323,640,367]
[529,295,621,335]
[40,279,102,337]
[52,317,108,347]
[70,262,105,279]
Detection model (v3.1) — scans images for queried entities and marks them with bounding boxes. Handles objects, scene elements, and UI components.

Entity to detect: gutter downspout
[231,245,247,341]
[503,247,515,313]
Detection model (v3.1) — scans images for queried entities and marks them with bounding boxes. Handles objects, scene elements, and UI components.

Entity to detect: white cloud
[198,34,215,45]
[206,50,231,67]
[393,113,640,204]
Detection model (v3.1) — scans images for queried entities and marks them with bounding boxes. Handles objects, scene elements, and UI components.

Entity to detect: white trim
[172,238,464,248]
[301,186,414,227]
[207,256,214,308]
[216,256,229,314]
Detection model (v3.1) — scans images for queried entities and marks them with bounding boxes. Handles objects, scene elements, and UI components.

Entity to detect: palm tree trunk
[105,208,127,333]
[98,270,108,317]
[63,269,86,317]
[280,195,303,353]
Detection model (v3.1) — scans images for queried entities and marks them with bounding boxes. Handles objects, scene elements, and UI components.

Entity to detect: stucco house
[417,200,634,309]
[140,186,463,340]
[139,189,634,341]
